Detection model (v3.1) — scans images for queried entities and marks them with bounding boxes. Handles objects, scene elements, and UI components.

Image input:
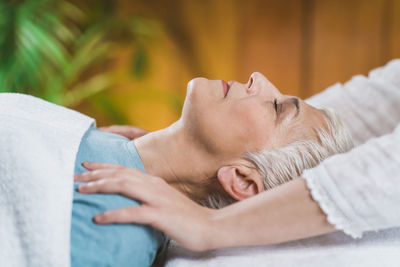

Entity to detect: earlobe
[217,166,238,200]
[217,165,264,201]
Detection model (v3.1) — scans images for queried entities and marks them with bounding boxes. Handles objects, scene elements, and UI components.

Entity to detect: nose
[247,72,281,99]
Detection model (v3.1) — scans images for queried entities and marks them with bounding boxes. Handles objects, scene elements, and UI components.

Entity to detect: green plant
[0,0,153,109]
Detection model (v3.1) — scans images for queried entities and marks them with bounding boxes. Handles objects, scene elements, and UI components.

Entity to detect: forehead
[302,102,328,131]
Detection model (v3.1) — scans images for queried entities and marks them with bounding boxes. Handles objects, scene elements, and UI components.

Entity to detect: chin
[187,77,209,92]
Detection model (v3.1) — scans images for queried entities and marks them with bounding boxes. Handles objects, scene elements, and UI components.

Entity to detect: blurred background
[1,0,399,130]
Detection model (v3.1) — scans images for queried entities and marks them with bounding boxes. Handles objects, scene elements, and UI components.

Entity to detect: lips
[221,80,234,97]
[247,77,254,90]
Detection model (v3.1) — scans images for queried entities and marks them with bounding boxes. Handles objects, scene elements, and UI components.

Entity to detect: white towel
[166,229,400,267]
[0,93,94,267]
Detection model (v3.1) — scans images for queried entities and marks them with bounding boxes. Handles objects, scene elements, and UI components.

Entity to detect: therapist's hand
[74,161,215,252]
[75,161,336,252]
[99,125,149,140]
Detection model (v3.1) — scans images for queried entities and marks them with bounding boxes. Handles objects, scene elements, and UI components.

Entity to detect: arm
[307,59,400,144]
[75,163,335,251]
[75,124,400,250]
[302,123,400,238]
[204,177,336,249]
[217,124,400,243]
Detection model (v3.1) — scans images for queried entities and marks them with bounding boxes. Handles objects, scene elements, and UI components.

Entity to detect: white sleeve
[303,123,400,238]
[306,59,400,145]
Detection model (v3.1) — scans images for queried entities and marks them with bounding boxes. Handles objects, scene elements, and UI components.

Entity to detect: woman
[76,59,400,266]
[72,71,352,267]
[0,72,352,267]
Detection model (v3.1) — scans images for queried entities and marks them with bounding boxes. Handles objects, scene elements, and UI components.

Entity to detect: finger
[77,175,154,203]
[99,125,127,133]
[77,177,126,193]
[127,127,148,139]
[100,126,130,137]
[81,161,125,171]
[114,127,147,140]
[94,206,154,225]
[75,167,144,183]
[99,125,148,140]
[74,168,123,182]
[99,125,117,131]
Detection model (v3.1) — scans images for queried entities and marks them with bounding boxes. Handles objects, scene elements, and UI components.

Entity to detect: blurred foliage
[0,0,154,118]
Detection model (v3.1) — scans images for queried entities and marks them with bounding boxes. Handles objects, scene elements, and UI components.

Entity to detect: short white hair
[203,108,354,209]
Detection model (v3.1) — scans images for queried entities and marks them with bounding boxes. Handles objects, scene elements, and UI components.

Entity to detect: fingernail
[78,184,87,192]
[94,214,104,223]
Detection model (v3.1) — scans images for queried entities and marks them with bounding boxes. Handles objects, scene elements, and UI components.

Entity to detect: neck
[134,120,220,197]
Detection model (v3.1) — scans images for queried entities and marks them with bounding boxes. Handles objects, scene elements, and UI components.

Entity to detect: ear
[217,163,264,201]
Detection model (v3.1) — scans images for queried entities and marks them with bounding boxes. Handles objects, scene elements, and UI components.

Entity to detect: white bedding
[166,229,400,267]
[0,93,93,267]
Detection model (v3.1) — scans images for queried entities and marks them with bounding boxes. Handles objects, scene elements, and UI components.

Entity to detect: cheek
[230,104,274,150]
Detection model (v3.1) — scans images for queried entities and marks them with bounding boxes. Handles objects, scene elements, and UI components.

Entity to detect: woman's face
[180,72,327,158]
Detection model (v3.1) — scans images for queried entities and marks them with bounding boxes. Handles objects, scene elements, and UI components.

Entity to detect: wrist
[200,207,234,251]
[195,208,223,251]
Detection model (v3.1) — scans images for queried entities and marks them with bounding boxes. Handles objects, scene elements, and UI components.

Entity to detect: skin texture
[181,72,325,154]
[75,162,336,251]
[117,72,327,201]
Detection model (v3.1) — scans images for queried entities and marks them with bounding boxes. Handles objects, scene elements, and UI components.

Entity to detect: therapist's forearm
[206,177,336,250]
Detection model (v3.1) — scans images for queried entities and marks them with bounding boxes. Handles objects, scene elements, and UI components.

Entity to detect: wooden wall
[239,0,400,97]
[307,0,400,96]
[90,0,400,129]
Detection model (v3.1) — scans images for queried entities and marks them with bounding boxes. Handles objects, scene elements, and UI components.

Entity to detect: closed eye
[274,98,282,116]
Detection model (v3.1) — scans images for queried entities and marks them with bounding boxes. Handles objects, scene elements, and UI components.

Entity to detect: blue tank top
[71,125,165,267]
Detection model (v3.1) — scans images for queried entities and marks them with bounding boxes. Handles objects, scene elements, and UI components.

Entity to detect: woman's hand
[99,125,149,140]
[75,162,336,251]
[74,161,215,251]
